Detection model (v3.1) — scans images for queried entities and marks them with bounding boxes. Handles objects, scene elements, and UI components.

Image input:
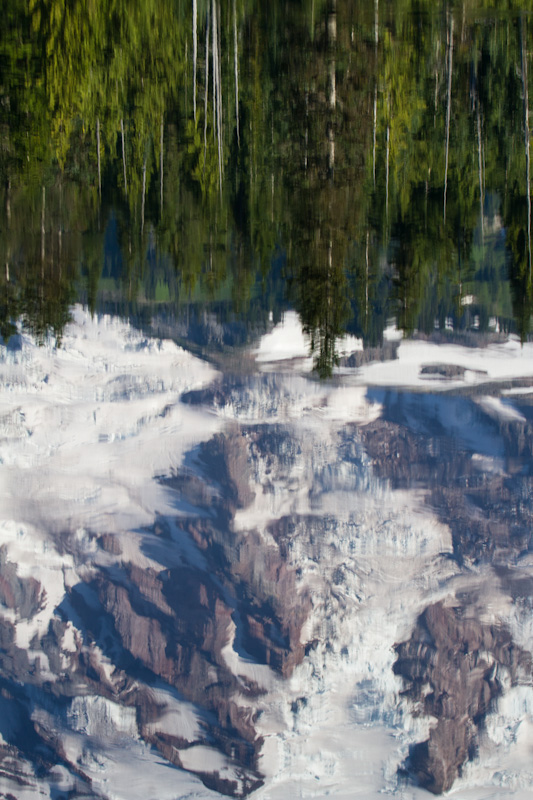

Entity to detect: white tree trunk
[204,2,210,177]
[213,0,223,193]
[444,12,454,224]
[386,124,390,220]
[212,1,216,142]
[141,156,147,235]
[96,118,101,198]
[193,0,197,123]
[160,115,164,212]
[327,1,336,175]
[522,15,531,274]
[477,99,484,246]
[233,0,240,146]
[121,118,128,196]
[41,186,45,267]
[373,87,377,187]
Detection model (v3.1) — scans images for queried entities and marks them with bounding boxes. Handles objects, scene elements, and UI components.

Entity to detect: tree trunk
[41,186,46,282]
[213,0,223,193]
[217,0,223,171]
[327,0,336,176]
[305,90,309,171]
[521,15,531,274]
[5,180,10,282]
[121,118,128,196]
[212,1,216,143]
[204,2,210,179]
[373,87,377,187]
[444,12,454,224]
[141,156,147,235]
[193,0,197,123]
[373,0,378,186]
[233,0,240,147]
[434,68,439,128]
[5,178,10,227]
[96,118,101,198]
[477,98,484,246]
[365,228,370,324]
[386,124,390,220]
[160,115,164,213]
[58,181,62,268]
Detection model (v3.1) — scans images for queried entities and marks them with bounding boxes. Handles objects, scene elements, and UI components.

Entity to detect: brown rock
[395,600,532,794]
[98,534,122,555]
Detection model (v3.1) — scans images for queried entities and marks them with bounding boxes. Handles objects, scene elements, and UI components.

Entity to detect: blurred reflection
[1,2,533,371]
[2,2,533,798]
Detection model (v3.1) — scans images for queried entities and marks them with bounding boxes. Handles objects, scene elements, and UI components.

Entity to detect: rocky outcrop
[419,363,488,379]
[420,363,469,378]
[338,341,399,367]
[98,533,123,555]
[0,621,30,681]
[49,425,312,793]
[360,392,533,793]
[395,600,532,794]
[67,567,263,787]
[360,410,533,566]
[98,579,177,682]
[0,547,46,620]
[200,431,256,510]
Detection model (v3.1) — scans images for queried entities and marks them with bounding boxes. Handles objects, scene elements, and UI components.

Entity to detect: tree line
[1,0,532,371]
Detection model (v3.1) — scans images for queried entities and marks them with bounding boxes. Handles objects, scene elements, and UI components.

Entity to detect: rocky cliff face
[361,388,533,792]
[395,600,532,793]
[0,411,314,796]
[360,393,533,566]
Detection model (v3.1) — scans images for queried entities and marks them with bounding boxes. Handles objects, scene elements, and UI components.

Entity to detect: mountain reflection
[1,308,533,797]
[2,1,533,799]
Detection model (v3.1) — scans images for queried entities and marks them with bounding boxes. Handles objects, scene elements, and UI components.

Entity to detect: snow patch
[68,696,139,739]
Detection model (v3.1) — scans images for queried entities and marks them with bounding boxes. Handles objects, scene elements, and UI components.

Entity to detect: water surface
[1,2,533,798]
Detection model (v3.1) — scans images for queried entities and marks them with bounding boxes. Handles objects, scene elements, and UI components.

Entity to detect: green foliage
[2,0,533,370]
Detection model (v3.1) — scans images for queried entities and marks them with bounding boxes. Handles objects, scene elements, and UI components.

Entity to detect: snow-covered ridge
[0,306,220,532]
[256,312,533,395]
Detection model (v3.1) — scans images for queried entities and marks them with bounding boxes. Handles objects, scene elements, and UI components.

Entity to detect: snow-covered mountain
[1,307,533,800]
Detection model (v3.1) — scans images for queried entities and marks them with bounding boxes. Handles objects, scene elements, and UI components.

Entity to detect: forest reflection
[1,0,532,373]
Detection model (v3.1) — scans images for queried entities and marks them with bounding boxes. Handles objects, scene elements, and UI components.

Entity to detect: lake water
[1,1,533,798]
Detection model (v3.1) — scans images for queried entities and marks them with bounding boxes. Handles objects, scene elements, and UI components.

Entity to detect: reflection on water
[1,0,532,369]
[1,1,533,798]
